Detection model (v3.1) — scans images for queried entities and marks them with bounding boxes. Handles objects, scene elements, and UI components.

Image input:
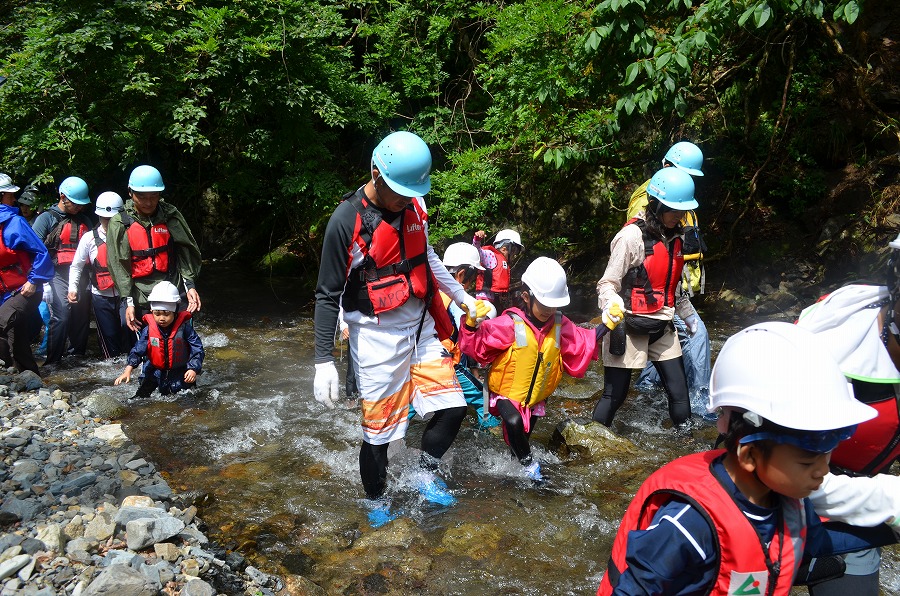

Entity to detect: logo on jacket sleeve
[728,571,766,595]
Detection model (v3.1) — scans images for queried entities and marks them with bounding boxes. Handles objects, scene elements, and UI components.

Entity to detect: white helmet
[147,281,181,311]
[95,191,124,217]
[709,322,876,432]
[521,257,569,307]
[494,229,523,248]
[442,242,484,270]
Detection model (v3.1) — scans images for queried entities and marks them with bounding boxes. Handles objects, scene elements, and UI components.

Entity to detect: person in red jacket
[114,281,204,398]
[598,322,897,596]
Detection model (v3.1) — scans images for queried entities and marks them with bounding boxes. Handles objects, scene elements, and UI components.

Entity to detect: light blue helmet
[663,141,704,176]
[128,165,165,192]
[646,167,698,210]
[59,176,90,205]
[371,131,432,197]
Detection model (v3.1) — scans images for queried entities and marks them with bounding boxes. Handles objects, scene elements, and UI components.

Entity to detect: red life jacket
[0,225,32,294]
[143,311,192,370]
[91,228,114,291]
[598,450,806,596]
[475,245,510,294]
[342,191,454,340]
[44,212,90,266]
[620,218,684,314]
[830,380,900,475]
[121,211,172,279]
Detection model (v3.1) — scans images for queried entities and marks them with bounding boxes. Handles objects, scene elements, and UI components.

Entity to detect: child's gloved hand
[462,300,492,328]
[602,296,625,329]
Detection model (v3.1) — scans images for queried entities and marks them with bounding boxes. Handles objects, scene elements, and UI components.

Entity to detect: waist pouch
[366,273,411,314]
[625,314,671,335]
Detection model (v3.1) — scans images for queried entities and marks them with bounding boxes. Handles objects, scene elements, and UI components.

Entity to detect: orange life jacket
[122,211,172,279]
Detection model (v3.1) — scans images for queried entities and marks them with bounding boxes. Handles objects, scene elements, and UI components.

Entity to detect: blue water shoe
[415,472,457,507]
[365,499,397,528]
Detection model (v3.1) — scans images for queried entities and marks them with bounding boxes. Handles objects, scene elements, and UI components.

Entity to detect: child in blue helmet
[594,167,700,431]
[598,322,898,595]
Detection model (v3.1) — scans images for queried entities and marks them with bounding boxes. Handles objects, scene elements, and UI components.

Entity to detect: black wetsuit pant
[592,357,690,427]
[360,405,467,500]
[496,398,537,463]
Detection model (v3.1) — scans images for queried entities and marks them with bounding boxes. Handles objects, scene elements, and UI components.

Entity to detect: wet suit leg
[420,405,467,464]
[496,399,537,462]
[592,366,632,427]
[652,357,691,425]
[360,441,390,500]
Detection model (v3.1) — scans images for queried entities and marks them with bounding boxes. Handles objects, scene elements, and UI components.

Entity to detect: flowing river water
[43,264,900,595]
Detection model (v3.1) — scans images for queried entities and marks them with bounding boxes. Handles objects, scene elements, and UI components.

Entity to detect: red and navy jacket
[475,244,511,295]
[599,451,806,596]
[620,218,684,314]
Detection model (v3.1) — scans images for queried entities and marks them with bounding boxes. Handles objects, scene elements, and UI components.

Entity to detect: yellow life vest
[487,312,562,407]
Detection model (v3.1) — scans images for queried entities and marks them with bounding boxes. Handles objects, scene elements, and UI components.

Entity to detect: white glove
[314,362,340,409]
[483,301,498,320]
[602,295,625,327]
[42,283,52,304]
[461,293,478,320]
[684,314,699,335]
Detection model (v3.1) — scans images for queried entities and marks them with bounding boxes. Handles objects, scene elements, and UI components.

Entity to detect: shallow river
[44,265,900,595]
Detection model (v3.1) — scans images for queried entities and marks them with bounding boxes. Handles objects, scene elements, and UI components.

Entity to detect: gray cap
[0,173,19,194]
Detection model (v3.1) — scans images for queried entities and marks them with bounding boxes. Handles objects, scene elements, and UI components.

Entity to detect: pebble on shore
[0,369,286,596]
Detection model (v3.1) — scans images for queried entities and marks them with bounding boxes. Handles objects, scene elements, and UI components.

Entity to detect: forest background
[1,0,898,307]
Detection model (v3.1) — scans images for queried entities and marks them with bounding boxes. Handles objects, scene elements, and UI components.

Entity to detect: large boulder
[549,419,641,461]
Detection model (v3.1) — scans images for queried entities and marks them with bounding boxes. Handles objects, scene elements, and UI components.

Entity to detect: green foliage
[0,0,891,268]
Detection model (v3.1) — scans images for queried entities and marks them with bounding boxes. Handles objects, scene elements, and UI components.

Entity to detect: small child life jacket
[487,312,562,407]
[143,311,192,370]
[475,244,511,295]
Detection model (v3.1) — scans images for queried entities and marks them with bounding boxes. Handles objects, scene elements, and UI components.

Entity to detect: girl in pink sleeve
[459,257,603,483]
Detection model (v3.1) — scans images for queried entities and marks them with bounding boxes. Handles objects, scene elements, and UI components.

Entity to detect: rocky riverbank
[0,370,292,596]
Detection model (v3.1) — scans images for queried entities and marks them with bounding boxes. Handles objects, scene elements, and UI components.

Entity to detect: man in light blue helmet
[313,131,481,526]
[31,176,94,365]
[595,167,700,431]
[106,165,203,332]
[626,141,711,419]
